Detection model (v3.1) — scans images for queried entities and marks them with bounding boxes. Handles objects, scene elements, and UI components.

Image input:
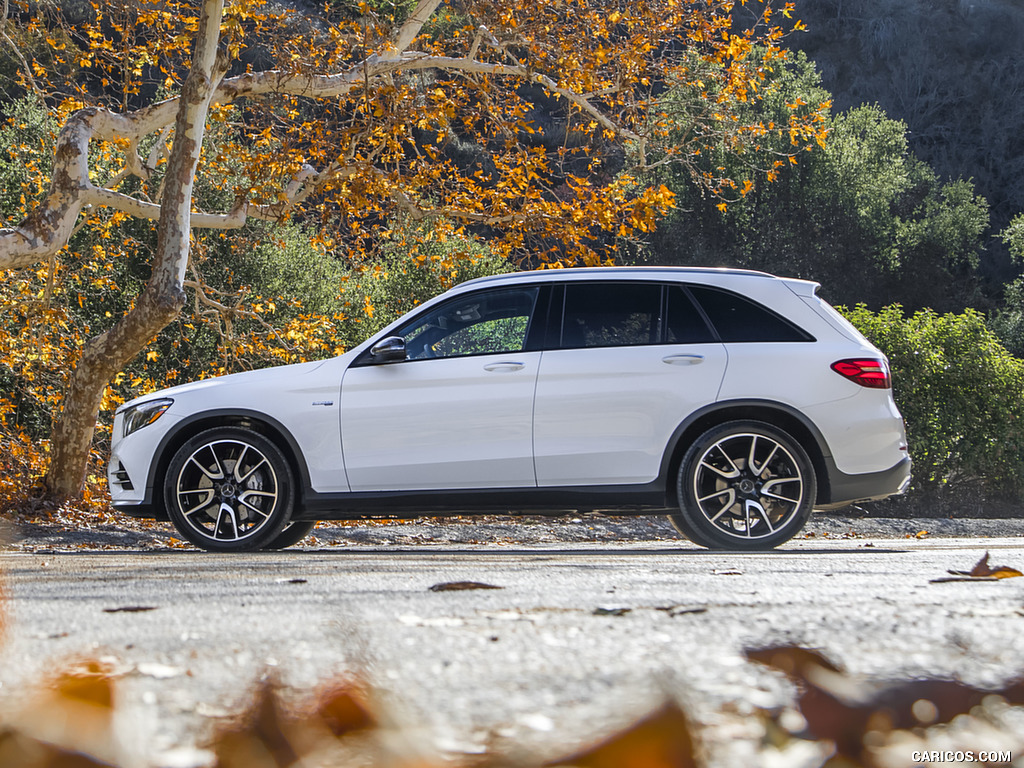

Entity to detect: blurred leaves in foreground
[748,644,1024,767]
[1,648,1023,768]
[0,659,704,768]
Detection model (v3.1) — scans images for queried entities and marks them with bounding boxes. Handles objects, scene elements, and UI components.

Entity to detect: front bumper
[112,499,165,520]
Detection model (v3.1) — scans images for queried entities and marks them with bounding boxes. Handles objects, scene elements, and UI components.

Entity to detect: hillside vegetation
[790,0,1024,279]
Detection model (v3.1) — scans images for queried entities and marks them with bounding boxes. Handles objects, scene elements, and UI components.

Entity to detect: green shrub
[842,304,1024,500]
[988,214,1024,357]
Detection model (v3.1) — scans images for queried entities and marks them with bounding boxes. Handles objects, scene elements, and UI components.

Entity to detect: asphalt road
[3,537,1024,767]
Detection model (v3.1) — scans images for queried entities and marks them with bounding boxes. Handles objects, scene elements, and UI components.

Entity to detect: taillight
[831,358,891,389]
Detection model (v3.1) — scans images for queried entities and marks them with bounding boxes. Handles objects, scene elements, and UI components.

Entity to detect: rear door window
[561,283,661,348]
[687,285,812,342]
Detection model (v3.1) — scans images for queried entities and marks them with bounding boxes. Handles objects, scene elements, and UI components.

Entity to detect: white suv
[109,267,910,551]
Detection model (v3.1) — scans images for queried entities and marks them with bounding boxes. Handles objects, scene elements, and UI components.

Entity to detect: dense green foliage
[843,305,1024,501]
[988,214,1024,357]
[342,220,513,338]
[638,53,990,313]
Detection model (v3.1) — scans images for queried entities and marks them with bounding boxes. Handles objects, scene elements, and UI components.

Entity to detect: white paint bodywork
[340,352,540,491]
[532,343,728,485]
[108,267,909,510]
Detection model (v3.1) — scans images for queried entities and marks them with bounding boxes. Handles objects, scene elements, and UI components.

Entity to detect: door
[341,286,541,492]
[533,282,728,486]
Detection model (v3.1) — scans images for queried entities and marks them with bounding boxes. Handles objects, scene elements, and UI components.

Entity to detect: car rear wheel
[668,420,815,550]
[164,427,295,552]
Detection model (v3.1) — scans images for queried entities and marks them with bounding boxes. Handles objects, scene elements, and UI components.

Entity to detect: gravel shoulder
[5,508,1024,552]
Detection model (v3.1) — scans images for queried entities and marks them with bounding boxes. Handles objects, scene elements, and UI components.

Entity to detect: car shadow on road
[18,544,909,557]
[298,546,909,556]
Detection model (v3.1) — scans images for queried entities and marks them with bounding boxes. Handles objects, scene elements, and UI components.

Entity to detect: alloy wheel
[690,431,805,541]
[173,437,282,543]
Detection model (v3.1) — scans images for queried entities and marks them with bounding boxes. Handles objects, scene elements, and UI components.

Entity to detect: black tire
[263,520,317,550]
[164,427,295,552]
[667,420,816,550]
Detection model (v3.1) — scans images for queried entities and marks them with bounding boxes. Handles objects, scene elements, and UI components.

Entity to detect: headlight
[122,398,173,437]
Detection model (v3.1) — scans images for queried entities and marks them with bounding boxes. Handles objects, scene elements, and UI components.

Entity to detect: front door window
[399,288,538,359]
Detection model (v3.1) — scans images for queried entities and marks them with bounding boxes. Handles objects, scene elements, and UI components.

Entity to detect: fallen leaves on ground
[952,551,1022,579]
[0,658,704,768]
[0,729,114,767]
[2,659,122,766]
[211,677,378,768]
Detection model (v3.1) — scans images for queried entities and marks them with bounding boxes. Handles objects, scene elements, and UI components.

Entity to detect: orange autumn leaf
[948,551,1023,579]
[546,702,699,768]
[313,681,377,737]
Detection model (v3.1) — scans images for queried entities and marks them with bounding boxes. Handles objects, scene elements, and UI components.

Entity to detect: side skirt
[293,483,671,521]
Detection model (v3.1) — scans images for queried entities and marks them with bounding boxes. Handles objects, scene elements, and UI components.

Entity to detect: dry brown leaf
[51,660,116,710]
[745,645,843,677]
[6,659,121,766]
[212,675,379,768]
[0,726,114,767]
[211,680,300,768]
[429,582,503,592]
[545,701,699,768]
[312,681,376,738]
[948,551,1023,579]
[747,643,1024,766]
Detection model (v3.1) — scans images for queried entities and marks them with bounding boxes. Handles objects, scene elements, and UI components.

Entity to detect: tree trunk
[44,0,226,500]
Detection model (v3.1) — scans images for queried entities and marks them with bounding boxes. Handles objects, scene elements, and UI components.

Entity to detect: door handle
[483,362,526,372]
[662,354,705,366]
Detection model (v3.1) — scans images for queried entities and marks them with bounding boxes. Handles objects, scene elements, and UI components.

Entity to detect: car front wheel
[668,420,816,550]
[263,520,317,550]
[164,427,295,552]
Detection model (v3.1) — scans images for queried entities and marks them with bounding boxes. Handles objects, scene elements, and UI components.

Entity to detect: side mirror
[370,336,407,363]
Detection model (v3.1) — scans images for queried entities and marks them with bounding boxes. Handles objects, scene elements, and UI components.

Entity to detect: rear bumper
[818,454,912,510]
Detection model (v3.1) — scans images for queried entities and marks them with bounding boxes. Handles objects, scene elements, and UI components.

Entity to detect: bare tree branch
[0,39,651,272]
[390,0,443,55]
